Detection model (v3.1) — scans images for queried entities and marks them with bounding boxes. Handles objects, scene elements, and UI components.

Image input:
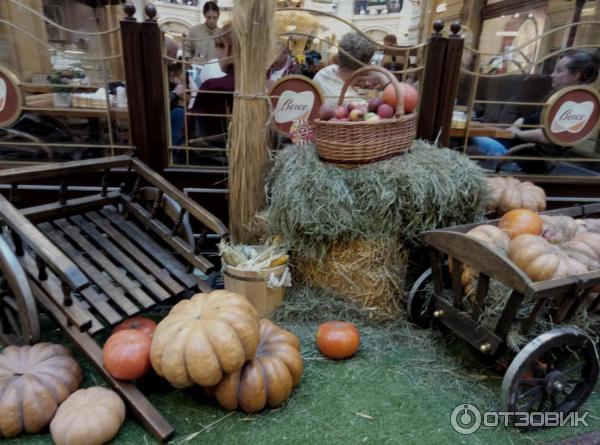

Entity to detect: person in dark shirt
[188,23,234,139]
[472,49,600,168]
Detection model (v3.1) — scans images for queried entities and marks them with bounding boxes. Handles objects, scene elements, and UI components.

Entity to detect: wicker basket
[313,65,417,166]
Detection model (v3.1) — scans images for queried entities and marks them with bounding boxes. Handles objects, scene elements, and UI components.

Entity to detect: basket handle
[337,65,404,117]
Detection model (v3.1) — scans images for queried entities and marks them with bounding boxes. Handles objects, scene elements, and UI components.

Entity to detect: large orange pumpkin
[316,321,360,360]
[499,209,543,239]
[103,329,152,381]
[210,319,303,413]
[113,316,157,337]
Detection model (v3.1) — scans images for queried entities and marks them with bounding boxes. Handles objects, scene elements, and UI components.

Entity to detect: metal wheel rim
[406,268,434,328]
[0,234,40,345]
[500,327,599,427]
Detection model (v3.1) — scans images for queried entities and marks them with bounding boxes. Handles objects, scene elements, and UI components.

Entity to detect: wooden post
[567,0,586,48]
[140,4,169,171]
[120,3,168,172]
[120,4,150,165]
[417,20,447,142]
[435,21,464,147]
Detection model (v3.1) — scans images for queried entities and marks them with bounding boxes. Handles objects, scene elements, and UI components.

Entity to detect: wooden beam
[131,158,229,236]
[21,192,121,222]
[0,156,131,184]
[0,194,89,291]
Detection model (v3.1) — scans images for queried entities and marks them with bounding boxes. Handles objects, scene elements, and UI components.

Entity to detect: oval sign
[0,65,22,128]
[542,85,600,146]
[269,75,323,137]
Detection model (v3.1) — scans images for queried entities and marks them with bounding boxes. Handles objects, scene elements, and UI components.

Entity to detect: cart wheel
[500,327,599,428]
[406,268,435,328]
[0,236,40,346]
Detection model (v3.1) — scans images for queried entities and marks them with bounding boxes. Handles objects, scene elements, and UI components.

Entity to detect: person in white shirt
[313,32,379,105]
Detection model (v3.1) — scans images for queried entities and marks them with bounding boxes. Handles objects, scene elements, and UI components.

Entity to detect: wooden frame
[0,155,229,442]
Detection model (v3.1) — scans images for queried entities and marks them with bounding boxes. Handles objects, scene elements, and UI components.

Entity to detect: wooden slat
[435,297,503,355]
[61,292,105,335]
[494,291,525,339]
[25,271,93,333]
[429,248,444,297]
[0,194,88,291]
[121,197,215,273]
[79,287,122,326]
[31,283,175,443]
[21,192,121,223]
[0,155,131,184]
[101,206,200,289]
[86,211,184,296]
[69,215,170,302]
[39,222,139,317]
[471,274,489,321]
[131,158,229,236]
[450,257,463,310]
[423,231,531,295]
[53,219,155,308]
[519,298,547,335]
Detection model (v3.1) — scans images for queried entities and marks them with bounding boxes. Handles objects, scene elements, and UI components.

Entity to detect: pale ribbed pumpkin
[508,235,592,281]
[487,177,546,216]
[459,225,510,294]
[0,343,82,437]
[151,290,259,388]
[209,319,303,413]
[541,215,584,244]
[50,387,125,445]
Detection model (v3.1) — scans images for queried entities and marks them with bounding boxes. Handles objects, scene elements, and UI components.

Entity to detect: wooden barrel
[222,263,287,318]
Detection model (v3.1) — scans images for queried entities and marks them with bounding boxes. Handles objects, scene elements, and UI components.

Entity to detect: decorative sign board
[0,65,22,128]
[542,85,600,147]
[269,75,323,139]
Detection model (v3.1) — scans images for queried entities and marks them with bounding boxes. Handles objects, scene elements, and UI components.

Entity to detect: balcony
[354,0,403,16]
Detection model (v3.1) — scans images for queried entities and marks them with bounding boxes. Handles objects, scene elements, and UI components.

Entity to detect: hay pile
[265,141,489,317]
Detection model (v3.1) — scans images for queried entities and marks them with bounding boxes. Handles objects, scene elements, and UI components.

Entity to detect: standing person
[188,24,235,140]
[183,1,220,63]
[267,42,295,88]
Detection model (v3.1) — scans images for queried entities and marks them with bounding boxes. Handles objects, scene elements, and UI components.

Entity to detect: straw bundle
[295,238,409,319]
[229,0,277,243]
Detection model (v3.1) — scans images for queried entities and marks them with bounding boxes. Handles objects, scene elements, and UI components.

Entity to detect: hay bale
[295,238,408,319]
[266,141,490,262]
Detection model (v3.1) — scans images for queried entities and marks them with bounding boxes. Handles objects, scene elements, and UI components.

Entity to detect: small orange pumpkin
[113,316,157,337]
[103,329,152,381]
[316,321,360,360]
[499,209,543,239]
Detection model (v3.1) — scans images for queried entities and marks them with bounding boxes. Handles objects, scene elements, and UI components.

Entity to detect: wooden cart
[0,155,229,442]
[407,203,600,426]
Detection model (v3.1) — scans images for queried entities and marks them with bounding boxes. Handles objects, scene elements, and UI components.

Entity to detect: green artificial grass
[3,287,599,445]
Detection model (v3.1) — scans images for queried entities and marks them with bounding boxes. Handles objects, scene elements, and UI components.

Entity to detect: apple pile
[317,81,418,123]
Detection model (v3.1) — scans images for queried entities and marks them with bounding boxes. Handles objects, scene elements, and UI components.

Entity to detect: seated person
[472,49,600,172]
[267,42,295,88]
[188,23,234,141]
[313,32,382,105]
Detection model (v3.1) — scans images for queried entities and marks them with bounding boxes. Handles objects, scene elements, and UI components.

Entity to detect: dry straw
[296,238,409,319]
[229,0,277,243]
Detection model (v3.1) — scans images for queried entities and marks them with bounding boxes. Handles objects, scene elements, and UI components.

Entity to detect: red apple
[335,106,348,119]
[349,108,365,121]
[368,97,384,112]
[383,82,419,113]
[377,103,394,119]
[347,101,362,112]
[319,103,336,121]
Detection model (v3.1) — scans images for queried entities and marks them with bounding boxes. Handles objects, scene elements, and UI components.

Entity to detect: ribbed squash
[209,319,303,413]
[50,387,125,445]
[457,225,510,295]
[541,215,584,244]
[487,177,546,216]
[151,290,260,388]
[0,343,82,437]
[507,235,595,281]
